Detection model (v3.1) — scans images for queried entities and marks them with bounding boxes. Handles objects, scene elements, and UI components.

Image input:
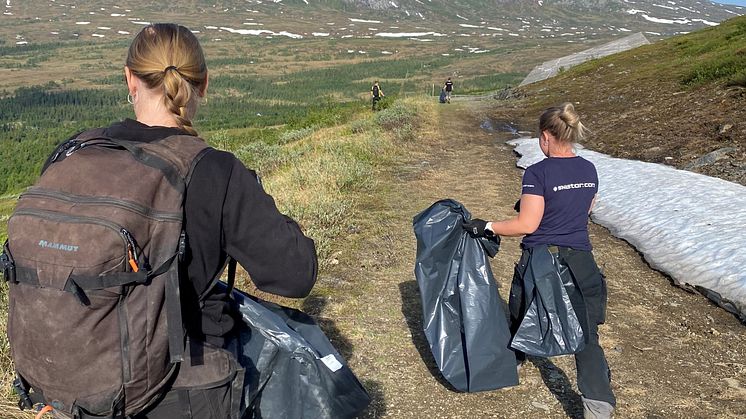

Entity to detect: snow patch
[220,26,303,39]
[692,18,718,26]
[639,14,691,24]
[653,3,676,10]
[375,31,445,37]
[350,18,381,23]
[507,138,746,321]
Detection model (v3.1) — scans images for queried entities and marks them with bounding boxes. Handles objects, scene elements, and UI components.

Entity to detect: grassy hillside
[0,34,528,197]
[497,14,746,185]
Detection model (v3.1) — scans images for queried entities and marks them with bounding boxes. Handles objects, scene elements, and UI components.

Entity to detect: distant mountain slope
[271,0,742,37]
[2,0,743,46]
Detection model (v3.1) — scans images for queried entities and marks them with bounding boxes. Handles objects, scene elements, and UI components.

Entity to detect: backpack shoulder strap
[197,257,237,304]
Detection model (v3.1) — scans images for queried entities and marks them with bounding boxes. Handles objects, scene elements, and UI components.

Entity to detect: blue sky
[711,0,746,6]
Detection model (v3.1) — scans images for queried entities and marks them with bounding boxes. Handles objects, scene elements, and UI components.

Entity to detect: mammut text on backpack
[1,129,209,418]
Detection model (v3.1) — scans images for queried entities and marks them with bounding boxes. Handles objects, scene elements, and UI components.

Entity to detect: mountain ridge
[2,0,743,47]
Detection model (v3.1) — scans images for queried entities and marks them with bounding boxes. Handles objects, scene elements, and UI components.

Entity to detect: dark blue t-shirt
[520,156,598,251]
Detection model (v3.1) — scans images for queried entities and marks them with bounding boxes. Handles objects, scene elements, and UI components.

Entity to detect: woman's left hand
[462,218,494,238]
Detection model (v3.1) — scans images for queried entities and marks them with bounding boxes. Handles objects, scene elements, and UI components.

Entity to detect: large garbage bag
[510,245,586,357]
[223,284,371,419]
[412,199,519,392]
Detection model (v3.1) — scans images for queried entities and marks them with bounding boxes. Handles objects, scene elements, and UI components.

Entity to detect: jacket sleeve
[221,156,318,298]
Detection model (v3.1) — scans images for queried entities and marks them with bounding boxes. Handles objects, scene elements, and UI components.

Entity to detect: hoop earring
[127,93,135,105]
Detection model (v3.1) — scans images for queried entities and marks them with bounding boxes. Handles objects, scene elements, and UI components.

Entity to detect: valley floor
[322,100,746,418]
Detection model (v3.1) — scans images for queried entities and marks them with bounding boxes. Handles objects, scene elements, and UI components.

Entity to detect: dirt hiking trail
[317,101,746,419]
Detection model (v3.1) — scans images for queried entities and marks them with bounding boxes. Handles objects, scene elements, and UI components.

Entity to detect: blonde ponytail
[162,68,198,135]
[126,24,207,136]
[539,102,587,144]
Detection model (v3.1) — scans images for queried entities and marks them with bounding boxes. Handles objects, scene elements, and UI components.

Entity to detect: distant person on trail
[463,103,615,419]
[371,80,384,111]
[443,77,454,103]
[5,23,317,419]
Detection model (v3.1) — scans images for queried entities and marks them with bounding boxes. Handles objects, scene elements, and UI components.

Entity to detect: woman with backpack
[120,23,318,418]
[6,23,317,419]
[463,103,615,419]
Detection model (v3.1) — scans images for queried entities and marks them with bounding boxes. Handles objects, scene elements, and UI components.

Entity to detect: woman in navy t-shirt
[464,103,615,418]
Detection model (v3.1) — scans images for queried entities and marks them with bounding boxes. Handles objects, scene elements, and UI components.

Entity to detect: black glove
[462,218,493,238]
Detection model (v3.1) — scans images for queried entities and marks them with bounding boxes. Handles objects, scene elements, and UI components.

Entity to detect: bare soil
[314,101,746,418]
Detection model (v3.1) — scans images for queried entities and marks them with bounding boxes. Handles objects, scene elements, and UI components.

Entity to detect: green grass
[676,17,746,87]
[0,47,516,197]
[0,196,15,244]
[543,14,746,94]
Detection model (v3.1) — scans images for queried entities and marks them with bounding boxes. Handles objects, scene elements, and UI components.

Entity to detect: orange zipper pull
[35,405,54,419]
[128,248,139,273]
[122,228,140,272]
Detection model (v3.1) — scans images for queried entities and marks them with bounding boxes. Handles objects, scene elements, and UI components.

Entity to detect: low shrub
[278,126,315,144]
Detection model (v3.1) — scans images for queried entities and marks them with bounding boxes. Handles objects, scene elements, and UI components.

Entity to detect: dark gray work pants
[509,246,616,406]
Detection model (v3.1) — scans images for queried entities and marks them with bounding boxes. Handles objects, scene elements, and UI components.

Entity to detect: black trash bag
[223,284,371,419]
[439,89,447,103]
[412,199,519,392]
[510,245,586,357]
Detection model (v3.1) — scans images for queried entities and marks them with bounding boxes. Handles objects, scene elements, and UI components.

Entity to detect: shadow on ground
[528,356,584,418]
[357,380,386,419]
[398,280,461,393]
[398,280,585,417]
[302,295,387,418]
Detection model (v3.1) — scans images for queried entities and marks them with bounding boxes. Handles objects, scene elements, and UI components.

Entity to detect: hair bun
[539,102,587,143]
[560,103,579,127]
